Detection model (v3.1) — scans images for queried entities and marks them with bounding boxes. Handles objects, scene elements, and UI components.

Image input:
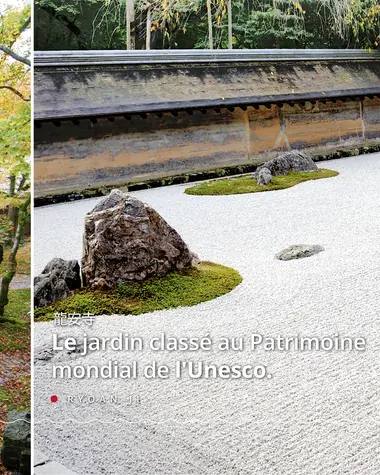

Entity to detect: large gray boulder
[254,150,318,184]
[34,258,81,307]
[1,410,30,475]
[82,189,197,289]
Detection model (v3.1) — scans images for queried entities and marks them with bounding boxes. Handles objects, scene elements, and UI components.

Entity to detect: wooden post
[126,0,135,49]
[146,6,152,50]
[207,0,213,50]
[227,0,232,49]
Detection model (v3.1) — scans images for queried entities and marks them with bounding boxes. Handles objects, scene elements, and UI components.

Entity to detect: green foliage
[0,2,31,196]
[185,168,339,195]
[347,0,380,48]
[35,0,125,49]
[230,3,309,48]
[0,103,30,188]
[0,215,13,247]
[34,0,380,49]
[34,262,243,320]
[0,0,31,435]
[0,3,31,316]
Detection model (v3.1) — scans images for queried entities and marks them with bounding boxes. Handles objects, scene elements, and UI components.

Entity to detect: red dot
[50,395,58,403]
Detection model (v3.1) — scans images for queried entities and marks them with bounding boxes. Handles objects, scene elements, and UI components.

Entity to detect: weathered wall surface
[35,97,380,197]
[35,56,380,119]
[34,51,380,197]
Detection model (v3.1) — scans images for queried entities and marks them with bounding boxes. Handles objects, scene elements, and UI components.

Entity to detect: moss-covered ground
[34,262,242,321]
[185,169,339,196]
[0,289,30,474]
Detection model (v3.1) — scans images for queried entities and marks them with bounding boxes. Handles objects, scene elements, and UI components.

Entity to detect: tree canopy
[0,0,30,189]
[0,0,30,316]
[35,0,380,50]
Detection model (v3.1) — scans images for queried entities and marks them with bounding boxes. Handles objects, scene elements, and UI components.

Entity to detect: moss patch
[185,169,339,196]
[0,243,31,276]
[0,289,31,459]
[0,289,30,352]
[34,262,242,321]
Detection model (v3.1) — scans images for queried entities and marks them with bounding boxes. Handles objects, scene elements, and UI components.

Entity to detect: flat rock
[82,189,197,289]
[34,258,81,307]
[276,244,324,261]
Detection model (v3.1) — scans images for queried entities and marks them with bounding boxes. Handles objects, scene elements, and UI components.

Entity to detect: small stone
[256,167,273,185]
[191,252,201,266]
[34,258,81,307]
[276,244,324,261]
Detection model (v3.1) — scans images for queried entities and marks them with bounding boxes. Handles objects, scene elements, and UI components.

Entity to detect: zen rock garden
[34,189,239,316]
[34,151,336,319]
[33,149,380,475]
[252,150,318,185]
[185,150,338,196]
[34,151,334,315]
[35,189,199,306]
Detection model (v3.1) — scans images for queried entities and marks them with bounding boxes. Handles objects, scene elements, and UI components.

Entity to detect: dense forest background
[0,0,30,317]
[35,0,380,50]
[0,2,30,472]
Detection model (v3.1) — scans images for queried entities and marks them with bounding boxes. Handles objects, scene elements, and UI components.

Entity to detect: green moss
[34,262,242,321]
[0,388,10,405]
[0,289,30,352]
[0,244,31,275]
[185,169,339,196]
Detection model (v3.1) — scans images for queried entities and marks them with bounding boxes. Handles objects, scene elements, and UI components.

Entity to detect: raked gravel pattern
[34,154,380,475]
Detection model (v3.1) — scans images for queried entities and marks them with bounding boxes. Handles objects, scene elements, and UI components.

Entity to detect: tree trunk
[0,196,30,317]
[227,0,232,49]
[207,0,213,49]
[146,6,152,50]
[8,207,18,239]
[126,0,135,49]
[8,175,17,239]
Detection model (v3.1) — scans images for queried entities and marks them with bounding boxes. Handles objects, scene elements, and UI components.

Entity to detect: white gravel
[34,154,380,475]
